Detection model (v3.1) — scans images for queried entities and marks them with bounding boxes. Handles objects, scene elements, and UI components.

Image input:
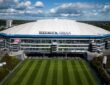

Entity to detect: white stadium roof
[0,19,110,36]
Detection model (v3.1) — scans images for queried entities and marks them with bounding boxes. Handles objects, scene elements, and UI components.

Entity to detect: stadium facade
[0,19,110,55]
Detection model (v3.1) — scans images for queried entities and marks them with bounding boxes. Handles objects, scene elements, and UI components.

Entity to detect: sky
[0,0,110,21]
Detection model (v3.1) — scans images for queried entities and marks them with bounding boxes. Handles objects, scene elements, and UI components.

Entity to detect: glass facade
[2,38,108,53]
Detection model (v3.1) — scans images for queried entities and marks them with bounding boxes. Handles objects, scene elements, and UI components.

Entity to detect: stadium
[0,19,110,85]
[0,19,110,57]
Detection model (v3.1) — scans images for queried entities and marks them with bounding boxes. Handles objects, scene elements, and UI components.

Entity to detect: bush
[1,54,20,70]
[0,67,8,81]
[106,56,110,69]
[0,54,20,81]
[91,56,110,85]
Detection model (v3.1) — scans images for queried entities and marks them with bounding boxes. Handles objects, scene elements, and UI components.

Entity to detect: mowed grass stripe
[79,60,93,85]
[8,60,31,85]
[15,60,34,85]
[20,60,38,85]
[75,60,89,85]
[62,60,70,85]
[46,60,55,85]
[26,60,42,85]
[2,59,100,85]
[67,60,77,85]
[40,60,50,85]
[33,60,47,85]
[80,61,99,85]
[52,60,58,85]
[2,60,27,85]
[84,61,101,85]
[71,60,84,85]
[57,60,63,85]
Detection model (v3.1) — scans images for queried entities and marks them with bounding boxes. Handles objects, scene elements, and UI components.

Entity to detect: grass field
[2,59,100,85]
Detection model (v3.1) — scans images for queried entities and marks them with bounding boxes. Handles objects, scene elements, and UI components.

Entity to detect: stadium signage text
[39,31,71,35]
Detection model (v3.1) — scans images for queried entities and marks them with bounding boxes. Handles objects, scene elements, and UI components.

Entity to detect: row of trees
[0,54,20,82]
[91,56,110,85]
[83,21,110,31]
[0,20,32,26]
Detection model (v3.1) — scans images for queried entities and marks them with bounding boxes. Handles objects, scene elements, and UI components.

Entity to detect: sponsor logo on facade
[39,31,71,35]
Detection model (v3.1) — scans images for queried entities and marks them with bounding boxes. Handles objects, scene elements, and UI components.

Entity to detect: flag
[0,38,4,42]
[13,38,21,44]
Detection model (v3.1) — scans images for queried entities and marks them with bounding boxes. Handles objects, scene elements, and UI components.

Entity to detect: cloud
[0,0,32,10]
[0,0,20,9]
[35,1,44,8]
[60,3,94,9]
[36,10,44,14]
[49,2,101,17]
[49,3,84,17]
[50,8,56,13]
[0,0,46,18]
[16,1,32,10]
[7,8,16,13]
[14,0,19,5]
[0,1,110,21]
[0,0,45,15]
[0,0,3,3]
[16,2,26,10]
[24,1,31,8]
[0,8,16,13]
[60,13,81,17]
[25,9,44,14]
[102,5,110,13]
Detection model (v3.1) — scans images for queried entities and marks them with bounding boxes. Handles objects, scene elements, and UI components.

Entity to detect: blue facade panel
[0,33,108,39]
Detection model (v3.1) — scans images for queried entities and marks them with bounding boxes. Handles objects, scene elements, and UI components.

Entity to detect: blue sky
[0,0,110,21]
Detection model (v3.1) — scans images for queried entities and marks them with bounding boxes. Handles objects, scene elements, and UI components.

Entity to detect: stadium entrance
[26,52,87,59]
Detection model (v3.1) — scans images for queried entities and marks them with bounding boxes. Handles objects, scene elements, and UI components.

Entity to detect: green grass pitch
[2,59,100,85]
